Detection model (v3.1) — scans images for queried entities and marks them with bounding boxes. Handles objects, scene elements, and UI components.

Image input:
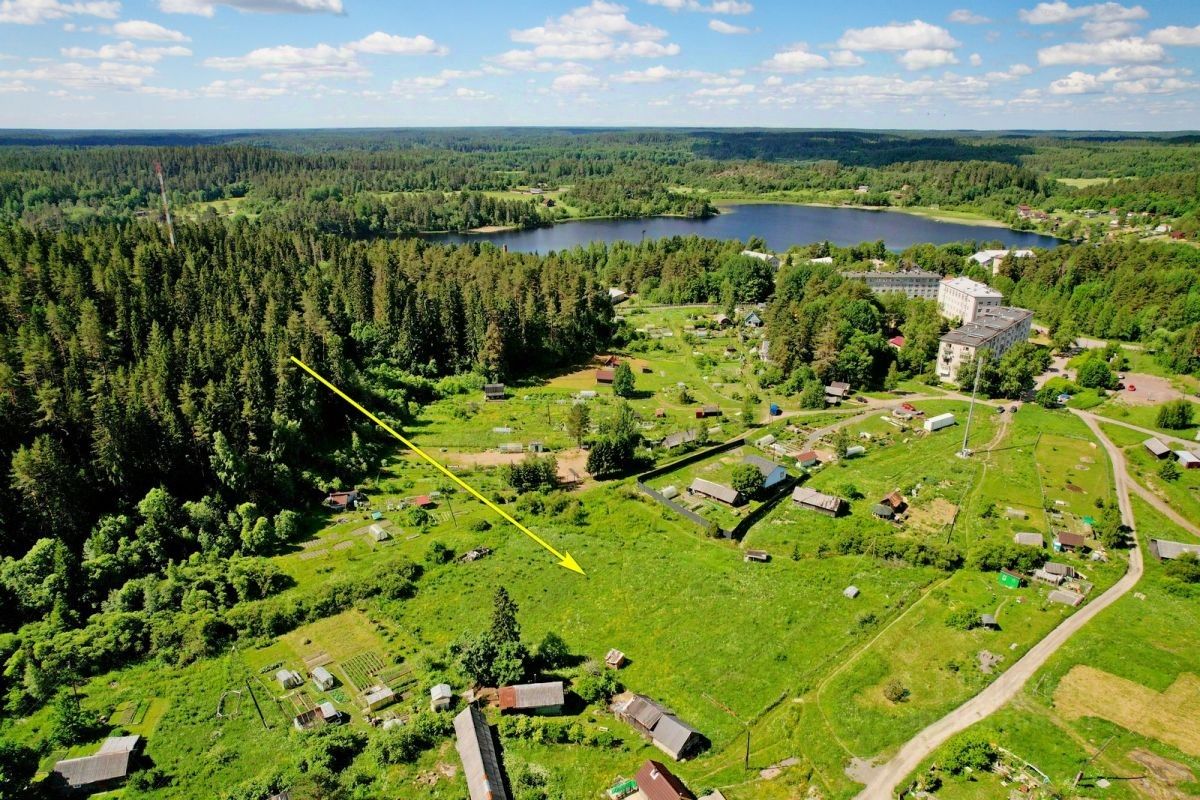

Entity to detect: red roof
[888,336,906,348]
[596,369,615,383]
[636,760,694,800]
[412,495,433,508]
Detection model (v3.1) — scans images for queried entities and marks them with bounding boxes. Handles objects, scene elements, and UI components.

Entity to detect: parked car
[1128,384,1137,392]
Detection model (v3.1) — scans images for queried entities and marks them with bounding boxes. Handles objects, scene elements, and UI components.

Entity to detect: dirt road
[851,411,1145,800]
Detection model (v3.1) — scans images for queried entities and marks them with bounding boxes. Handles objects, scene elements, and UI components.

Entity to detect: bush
[945,608,980,631]
[575,668,622,704]
[467,518,492,532]
[731,464,763,499]
[1159,460,1181,482]
[1157,399,1196,430]
[883,679,909,703]
[940,733,997,774]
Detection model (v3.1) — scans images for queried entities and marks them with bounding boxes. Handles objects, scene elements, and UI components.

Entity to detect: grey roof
[1149,538,1200,560]
[662,429,698,449]
[940,306,1032,348]
[500,681,564,709]
[52,751,133,788]
[1144,438,1171,456]
[454,706,511,800]
[872,503,895,518]
[1043,561,1076,577]
[621,694,666,730]
[1048,589,1084,606]
[791,486,844,513]
[942,275,1003,298]
[97,735,140,755]
[1014,532,1044,547]
[981,614,998,626]
[431,683,453,700]
[690,478,741,505]
[652,714,702,760]
[312,666,334,682]
[743,454,784,478]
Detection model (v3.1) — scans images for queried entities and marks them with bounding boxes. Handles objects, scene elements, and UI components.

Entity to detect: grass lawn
[1093,398,1200,439]
[1105,429,1200,534]
[904,497,1200,800]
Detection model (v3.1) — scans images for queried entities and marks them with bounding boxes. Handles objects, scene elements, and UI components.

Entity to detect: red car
[1127,384,1137,392]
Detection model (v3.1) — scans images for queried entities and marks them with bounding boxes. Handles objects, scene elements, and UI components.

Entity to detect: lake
[428,203,1061,253]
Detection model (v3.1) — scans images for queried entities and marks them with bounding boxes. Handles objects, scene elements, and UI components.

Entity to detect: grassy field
[1093,398,1200,439]
[904,497,1200,800]
[1100,424,1200,533]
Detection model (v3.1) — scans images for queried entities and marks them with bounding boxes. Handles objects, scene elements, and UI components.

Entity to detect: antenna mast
[154,161,176,249]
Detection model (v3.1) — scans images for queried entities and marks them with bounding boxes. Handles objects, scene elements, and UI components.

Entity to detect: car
[1010,405,1019,413]
[996,406,1005,414]
[1128,384,1137,392]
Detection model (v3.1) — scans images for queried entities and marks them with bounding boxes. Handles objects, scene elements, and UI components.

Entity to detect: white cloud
[489,50,590,71]
[158,0,342,16]
[1111,77,1195,94]
[61,40,190,61]
[551,71,602,91]
[200,77,288,98]
[1082,19,1136,40]
[692,81,752,96]
[761,43,828,72]
[111,19,188,40]
[205,43,366,80]
[1047,69,1101,93]
[969,52,982,66]
[761,72,989,107]
[1018,2,1146,25]
[0,59,152,88]
[828,49,864,67]
[347,32,448,56]
[1038,37,1163,64]
[644,0,751,13]
[1096,64,1183,81]
[1147,25,1200,46]
[708,19,747,35]
[898,48,959,70]
[509,1,680,61]
[0,0,119,25]
[985,63,1034,80]
[837,20,960,52]
[948,9,990,24]
[762,74,781,86]
[454,86,494,100]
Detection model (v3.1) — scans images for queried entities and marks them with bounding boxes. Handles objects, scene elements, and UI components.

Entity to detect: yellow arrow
[290,356,584,575]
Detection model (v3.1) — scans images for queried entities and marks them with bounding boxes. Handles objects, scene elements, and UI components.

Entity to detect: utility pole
[958,355,984,458]
[245,679,269,730]
[154,161,176,249]
[1073,735,1115,788]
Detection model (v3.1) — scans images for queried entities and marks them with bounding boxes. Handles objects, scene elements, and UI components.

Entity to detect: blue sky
[1,0,1198,129]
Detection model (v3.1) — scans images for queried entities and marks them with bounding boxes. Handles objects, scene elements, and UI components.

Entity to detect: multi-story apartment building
[937,276,1003,323]
[840,268,941,300]
[937,306,1034,381]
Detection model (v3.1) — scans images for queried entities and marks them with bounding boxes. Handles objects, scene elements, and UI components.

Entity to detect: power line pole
[959,355,984,458]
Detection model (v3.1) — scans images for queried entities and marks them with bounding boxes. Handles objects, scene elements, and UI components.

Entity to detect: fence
[636,437,746,537]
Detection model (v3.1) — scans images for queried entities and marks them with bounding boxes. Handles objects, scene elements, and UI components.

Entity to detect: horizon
[2,0,1199,129]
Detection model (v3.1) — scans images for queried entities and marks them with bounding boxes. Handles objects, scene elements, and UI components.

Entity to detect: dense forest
[3,129,1198,234]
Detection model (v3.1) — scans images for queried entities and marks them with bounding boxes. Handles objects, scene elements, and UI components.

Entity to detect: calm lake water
[429,203,1060,253]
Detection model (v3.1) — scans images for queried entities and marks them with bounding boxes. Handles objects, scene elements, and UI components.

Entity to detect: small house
[661,430,698,450]
[1048,589,1085,607]
[744,549,770,563]
[1043,561,1078,578]
[825,381,851,402]
[1148,538,1200,560]
[411,495,435,509]
[484,383,506,401]
[695,405,721,418]
[755,434,776,449]
[318,701,341,724]
[1013,532,1044,548]
[744,311,764,328]
[924,413,956,432]
[888,335,906,349]
[843,585,860,599]
[636,759,695,800]
[609,287,629,304]
[605,649,627,669]
[596,368,615,384]
[430,683,453,712]
[1054,532,1086,552]
[792,486,846,517]
[611,694,705,761]
[1032,568,1064,586]
[713,313,732,328]
[323,490,362,511]
[881,491,907,513]
[498,681,566,715]
[453,705,510,800]
[998,569,1024,589]
[743,455,788,489]
[980,614,998,629]
[362,685,395,711]
[740,250,781,269]
[871,503,895,520]
[51,736,142,793]
[277,669,303,689]
[311,666,336,691]
[1176,450,1200,469]
[796,451,820,468]
[1143,438,1170,458]
[689,478,743,507]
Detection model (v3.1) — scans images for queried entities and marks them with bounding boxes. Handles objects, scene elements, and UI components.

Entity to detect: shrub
[940,733,997,774]
[1157,399,1195,430]
[883,679,909,703]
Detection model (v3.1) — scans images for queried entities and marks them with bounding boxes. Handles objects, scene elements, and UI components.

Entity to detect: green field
[1093,399,1200,439]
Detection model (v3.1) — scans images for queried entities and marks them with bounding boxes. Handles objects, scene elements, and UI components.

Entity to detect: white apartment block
[938,276,1003,323]
[937,307,1034,380]
[841,268,941,300]
[969,249,1034,275]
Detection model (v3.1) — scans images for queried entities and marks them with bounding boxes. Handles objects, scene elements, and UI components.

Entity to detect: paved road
[851,412,1145,800]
